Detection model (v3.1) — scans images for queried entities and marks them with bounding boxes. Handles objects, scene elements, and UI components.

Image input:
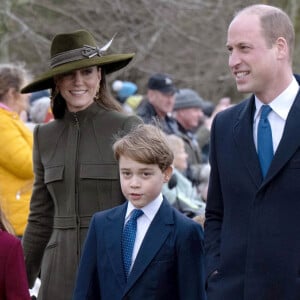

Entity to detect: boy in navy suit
[73,124,205,300]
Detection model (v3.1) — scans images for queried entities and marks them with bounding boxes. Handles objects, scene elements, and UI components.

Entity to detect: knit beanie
[174,88,204,111]
[112,80,137,102]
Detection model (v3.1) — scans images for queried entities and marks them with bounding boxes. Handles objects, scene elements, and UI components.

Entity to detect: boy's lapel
[105,203,128,289]
[123,199,174,295]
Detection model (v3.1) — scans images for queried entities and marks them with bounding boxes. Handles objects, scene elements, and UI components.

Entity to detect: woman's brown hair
[51,68,122,119]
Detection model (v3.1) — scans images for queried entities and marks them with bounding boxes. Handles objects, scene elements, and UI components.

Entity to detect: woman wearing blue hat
[21,29,142,300]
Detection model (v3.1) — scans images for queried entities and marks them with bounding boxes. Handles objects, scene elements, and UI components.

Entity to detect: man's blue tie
[257,105,274,178]
[122,209,144,278]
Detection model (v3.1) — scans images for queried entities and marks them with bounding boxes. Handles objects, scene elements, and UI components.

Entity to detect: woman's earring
[94,85,100,101]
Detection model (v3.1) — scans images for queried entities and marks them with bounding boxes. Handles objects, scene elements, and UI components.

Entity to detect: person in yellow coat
[0,63,33,236]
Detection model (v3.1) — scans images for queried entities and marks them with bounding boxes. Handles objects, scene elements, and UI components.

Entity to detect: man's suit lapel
[233,96,263,188]
[105,203,128,289]
[233,92,300,188]
[262,92,300,186]
[123,199,174,295]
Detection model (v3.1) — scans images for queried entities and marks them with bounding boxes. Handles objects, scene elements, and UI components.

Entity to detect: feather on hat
[21,30,134,93]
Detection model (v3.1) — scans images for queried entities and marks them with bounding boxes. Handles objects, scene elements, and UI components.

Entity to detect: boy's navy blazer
[73,198,205,300]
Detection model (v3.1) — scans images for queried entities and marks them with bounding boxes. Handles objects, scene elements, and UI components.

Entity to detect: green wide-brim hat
[21,29,135,93]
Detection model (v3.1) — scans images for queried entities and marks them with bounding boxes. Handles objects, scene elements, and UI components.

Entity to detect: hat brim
[21,53,135,93]
[152,86,177,95]
[158,86,177,95]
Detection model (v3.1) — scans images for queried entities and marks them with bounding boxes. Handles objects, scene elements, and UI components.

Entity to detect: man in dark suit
[73,124,205,300]
[205,4,300,300]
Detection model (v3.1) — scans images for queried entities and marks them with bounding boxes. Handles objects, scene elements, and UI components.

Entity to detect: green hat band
[51,45,106,68]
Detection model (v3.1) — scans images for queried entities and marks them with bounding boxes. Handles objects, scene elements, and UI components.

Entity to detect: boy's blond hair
[113,124,174,171]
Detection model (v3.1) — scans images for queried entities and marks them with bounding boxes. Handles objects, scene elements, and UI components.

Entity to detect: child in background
[162,134,206,223]
[0,204,31,300]
[73,124,205,300]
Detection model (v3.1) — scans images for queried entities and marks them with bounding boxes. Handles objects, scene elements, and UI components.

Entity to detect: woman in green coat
[21,29,142,300]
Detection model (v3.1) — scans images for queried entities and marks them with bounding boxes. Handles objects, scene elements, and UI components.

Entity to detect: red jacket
[0,230,31,299]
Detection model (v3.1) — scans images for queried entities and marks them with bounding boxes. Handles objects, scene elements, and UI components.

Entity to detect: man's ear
[147,89,156,103]
[275,37,289,61]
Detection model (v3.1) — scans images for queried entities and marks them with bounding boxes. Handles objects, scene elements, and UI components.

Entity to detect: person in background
[112,80,142,114]
[29,96,52,125]
[21,29,142,300]
[0,63,33,237]
[73,124,205,300]
[173,88,207,187]
[203,96,232,132]
[136,73,178,134]
[29,90,50,105]
[205,4,300,299]
[112,80,137,103]
[162,134,206,221]
[195,96,232,163]
[124,93,143,113]
[198,162,210,203]
[0,203,31,300]
[29,90,54,124]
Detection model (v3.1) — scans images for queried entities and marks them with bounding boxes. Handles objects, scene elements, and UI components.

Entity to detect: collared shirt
[253,76,299,153]
[124,194,163,272]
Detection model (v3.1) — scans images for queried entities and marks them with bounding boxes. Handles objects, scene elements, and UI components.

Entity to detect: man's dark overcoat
[205,90,300,300]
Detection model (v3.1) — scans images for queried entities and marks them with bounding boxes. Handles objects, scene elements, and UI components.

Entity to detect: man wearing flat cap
[136,73,178,134]
[173,88,209,187]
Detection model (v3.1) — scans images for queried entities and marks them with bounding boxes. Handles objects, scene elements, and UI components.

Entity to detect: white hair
[30,97,51,123]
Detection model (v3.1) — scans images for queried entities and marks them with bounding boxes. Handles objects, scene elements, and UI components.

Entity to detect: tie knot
[130,209,143,221]
[260,105,272,119]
